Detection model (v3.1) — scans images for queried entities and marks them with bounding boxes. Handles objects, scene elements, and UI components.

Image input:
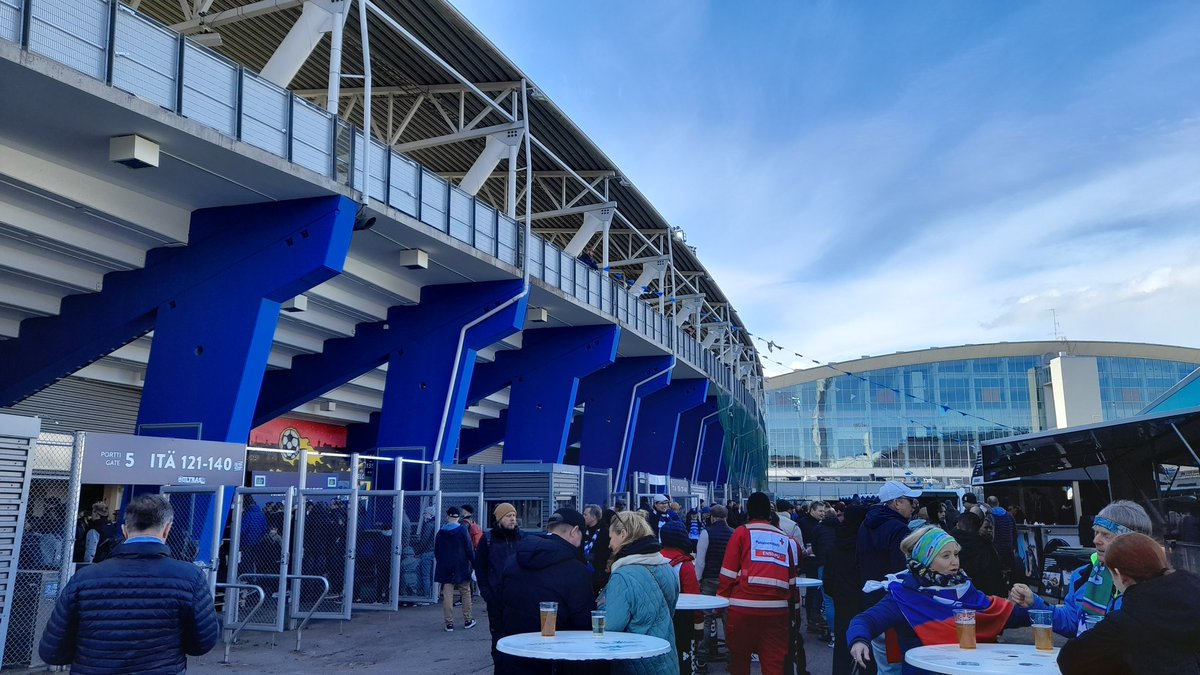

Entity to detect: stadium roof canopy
[134,0,759,374]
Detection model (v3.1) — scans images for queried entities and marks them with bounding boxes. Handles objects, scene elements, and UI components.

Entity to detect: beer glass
[1030,609,1054,651]
[540,602,558,637]
[954,609,976,649]
[591,610,606,637]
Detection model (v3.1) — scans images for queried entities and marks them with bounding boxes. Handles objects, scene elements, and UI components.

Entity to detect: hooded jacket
[856,504,910,603]
[433,521,473,584]
[498,533,594,637]
[1057,569,1200,675]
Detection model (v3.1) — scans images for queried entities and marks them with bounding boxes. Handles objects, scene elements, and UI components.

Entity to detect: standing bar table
[675,594,730,674]
[904,643,1061,675]
[497,631,671,673]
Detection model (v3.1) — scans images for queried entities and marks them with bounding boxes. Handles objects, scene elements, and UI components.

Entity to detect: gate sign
[82,432,247,486]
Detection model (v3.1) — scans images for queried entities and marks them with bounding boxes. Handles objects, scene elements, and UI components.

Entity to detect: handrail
[287,574,330,651]
[235,572,330,651]
[215,582,266,663]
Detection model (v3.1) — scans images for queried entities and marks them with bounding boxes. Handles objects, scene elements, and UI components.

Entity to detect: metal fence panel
[350,130,365,192]
[0,0,21,43]
[28,0,109,80]
[239,72,288,158]
[367,139,387,201]
[111,7,177,110]
[388,153,419,216]
[180,42,237,135]
[352,490,401,611]
[420,170,448,231]
[290,96,333,176]
[397,490,440,604]
[290,488,354,622]
[497,214,518,265]
[449,187,473,244]
[473,202,496,256]
[3,431,76,669]
[226,488,293,633]
[161,486,223,596]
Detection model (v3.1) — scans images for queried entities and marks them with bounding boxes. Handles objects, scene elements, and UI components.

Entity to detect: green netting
[717,390,768,492]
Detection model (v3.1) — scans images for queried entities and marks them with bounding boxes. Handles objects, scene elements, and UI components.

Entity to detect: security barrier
[226,487,295,633]
[398,491,441,605]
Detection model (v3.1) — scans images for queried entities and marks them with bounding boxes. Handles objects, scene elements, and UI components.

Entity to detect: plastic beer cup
[1080,614,1102,633]
[954,609,976,649]
[1030,609,1054,651]
[591,610,606,637]
[540,602,558,637]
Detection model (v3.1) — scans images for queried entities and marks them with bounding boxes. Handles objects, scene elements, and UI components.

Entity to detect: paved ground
[181,601,838,674]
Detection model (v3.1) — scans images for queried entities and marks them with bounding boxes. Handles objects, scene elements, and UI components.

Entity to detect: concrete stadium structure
[766,341,1200,486]
[0,0,767,491]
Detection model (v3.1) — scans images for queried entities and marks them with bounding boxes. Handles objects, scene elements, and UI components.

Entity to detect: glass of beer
[540,602,558,637]
[591,610,606,637]
[1030,609,1054,651]
[954,609,976,650]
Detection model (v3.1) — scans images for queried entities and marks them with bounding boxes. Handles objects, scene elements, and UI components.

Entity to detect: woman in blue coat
[600,510,680,675]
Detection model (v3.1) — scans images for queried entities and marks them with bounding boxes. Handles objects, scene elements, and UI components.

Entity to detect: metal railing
[214,582,265,663]
[0,0,760,421]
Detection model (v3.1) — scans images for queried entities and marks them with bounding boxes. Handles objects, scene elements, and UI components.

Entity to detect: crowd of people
[432,484,1200,675]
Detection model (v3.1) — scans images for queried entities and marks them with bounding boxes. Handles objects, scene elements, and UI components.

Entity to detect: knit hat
[660,521,691,551]
[911,527,958,567]
[547,508,586,530]
[493,502,517,521]
[747,492,772,521]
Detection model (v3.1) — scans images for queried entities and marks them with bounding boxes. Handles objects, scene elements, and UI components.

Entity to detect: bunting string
[744,333,1019,433]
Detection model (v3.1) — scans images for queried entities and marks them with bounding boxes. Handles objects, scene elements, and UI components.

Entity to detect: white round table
[796,577,823,588]
[676,593,729,610]
[904,644,1061,675]
[674,595,729,674]
[497,630,671,661]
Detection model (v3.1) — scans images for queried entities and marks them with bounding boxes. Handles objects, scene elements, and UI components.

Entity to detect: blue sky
[452,1,1200,373]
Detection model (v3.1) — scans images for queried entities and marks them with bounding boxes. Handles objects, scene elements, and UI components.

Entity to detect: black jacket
[856,505,909,604]
[39,541,219,674]
[1058,570,1200,675]
[496,534,596,675]
[475,524,523,605]
[812,513,839,567]
[433,522,474,584]
[952,528,1006,596]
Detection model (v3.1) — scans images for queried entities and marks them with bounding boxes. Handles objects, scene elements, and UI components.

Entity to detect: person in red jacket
[718,492,806,675]
[662,521,702,674]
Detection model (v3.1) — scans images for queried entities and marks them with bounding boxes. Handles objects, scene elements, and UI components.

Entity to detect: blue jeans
[819,566,834,632]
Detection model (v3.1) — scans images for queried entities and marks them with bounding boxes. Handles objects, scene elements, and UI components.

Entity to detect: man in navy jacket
[39,494,219,674]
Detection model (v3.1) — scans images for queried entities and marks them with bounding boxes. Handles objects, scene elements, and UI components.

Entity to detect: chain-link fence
[352,490,401,611]
[226,488,294,633]
[3,431,79,669]
[398,491,441,604]
[291,489,354,622]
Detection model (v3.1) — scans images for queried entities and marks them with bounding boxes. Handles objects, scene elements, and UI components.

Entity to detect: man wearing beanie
[474,503,523,666]
[718,492,807,675]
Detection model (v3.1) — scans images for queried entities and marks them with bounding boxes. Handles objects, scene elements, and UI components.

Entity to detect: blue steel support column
[468,325,620,464]
[372,285,528,468]
[135,195,356,561]
[673,397,718,483]
[577,356,674,492]
[696,416,726,483]
[628,379,710,478]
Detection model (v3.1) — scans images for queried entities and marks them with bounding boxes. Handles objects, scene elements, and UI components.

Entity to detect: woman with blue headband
[848,525,1033,673]
[1009,499,1152,637]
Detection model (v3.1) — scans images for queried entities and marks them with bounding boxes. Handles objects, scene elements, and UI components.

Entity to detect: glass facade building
[766,342,1200,480]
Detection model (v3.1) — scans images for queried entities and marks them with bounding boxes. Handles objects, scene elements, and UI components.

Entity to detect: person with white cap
[856,481,922,675]
[649,493,682,538]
